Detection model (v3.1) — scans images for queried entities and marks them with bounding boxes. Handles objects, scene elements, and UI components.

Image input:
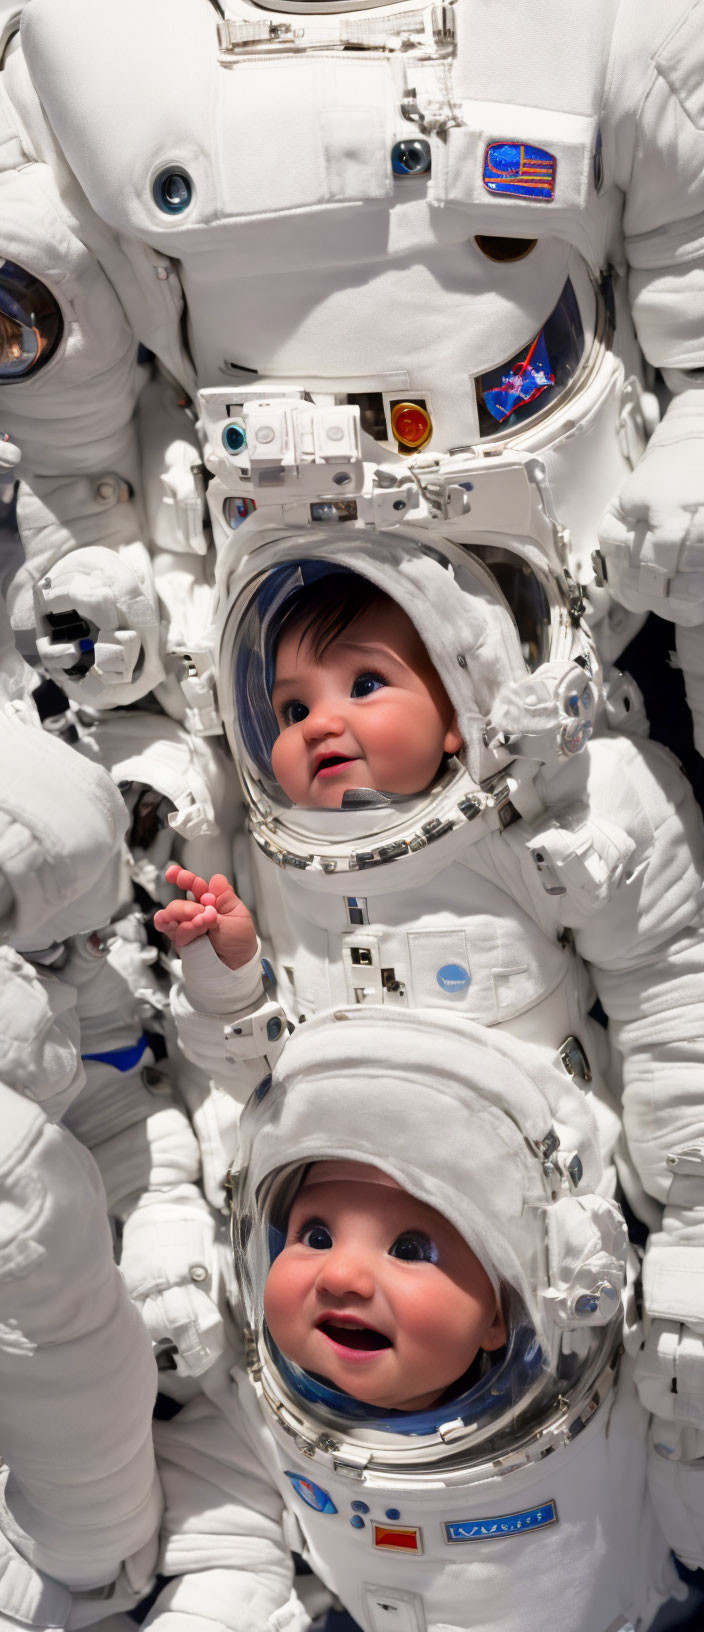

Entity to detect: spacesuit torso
[3,0,704,724]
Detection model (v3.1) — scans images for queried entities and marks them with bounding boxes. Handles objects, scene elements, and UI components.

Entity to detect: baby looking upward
[155,572,458,964]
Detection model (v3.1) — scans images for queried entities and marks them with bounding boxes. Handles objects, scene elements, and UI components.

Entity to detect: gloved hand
[635,1319,704,1427]
[32,542,164,707]
[598,391,704,625]
[120,1189,228,1378]
[598,390,704,751]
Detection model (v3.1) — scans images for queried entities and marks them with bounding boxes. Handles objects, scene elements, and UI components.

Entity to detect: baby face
[269,598,462,808]
[264,1164,506,1412]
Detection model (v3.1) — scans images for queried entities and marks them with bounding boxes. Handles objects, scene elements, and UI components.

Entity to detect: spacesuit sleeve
[608,0,704,378]
[0,1088,161,1594]
[598,1,704,745]
[142,1386,298,1632]
[553,737,704,1213]
[0,51,181,706]
[60,927,234,1382]
[171,937,288,1104]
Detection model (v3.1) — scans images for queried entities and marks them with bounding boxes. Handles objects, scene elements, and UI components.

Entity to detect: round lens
[223,422,247,454]
[153,168,194,215]
[391,139,431,177]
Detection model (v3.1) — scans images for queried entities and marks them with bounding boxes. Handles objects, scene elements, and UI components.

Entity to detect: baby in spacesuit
[264,1159,507,1414]
[143,1008,678,1632]
[155,571,461,965]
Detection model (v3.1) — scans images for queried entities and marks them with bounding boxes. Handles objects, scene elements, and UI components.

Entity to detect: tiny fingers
[164,865,209,900]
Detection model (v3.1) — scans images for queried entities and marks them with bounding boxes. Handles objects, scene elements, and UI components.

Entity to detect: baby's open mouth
[315,755,356,777]
[318,1319,392,1351]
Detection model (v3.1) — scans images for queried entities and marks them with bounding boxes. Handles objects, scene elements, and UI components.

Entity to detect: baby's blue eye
[351,672,386,699]
[282,700,309,725]
[389,1231,438,1264]
[300,1220,333,1251]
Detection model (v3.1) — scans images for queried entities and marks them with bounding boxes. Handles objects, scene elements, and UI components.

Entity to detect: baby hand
[155,867,258,971]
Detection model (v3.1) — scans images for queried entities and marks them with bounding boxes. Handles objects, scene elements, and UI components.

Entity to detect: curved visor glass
[467,548,551,671]
[477,279,584,437]
[0,262,62,380]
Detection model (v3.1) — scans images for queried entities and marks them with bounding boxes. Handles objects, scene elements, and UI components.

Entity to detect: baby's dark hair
[272,571,392,666]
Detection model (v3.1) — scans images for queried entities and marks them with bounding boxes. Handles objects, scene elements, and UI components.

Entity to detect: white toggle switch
[312,405,362,464]
[364,1587,426,1632]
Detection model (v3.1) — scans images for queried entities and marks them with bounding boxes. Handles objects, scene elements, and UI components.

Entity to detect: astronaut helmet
[230,1009,627,1470]
[217,514,599,873]
[0,260,62,379]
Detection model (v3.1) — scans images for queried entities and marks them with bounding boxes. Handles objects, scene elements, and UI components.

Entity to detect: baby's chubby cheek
[264,1256,304,1359]
[269,735,301,805]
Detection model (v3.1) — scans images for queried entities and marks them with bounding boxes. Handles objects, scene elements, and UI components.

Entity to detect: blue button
[351,1501,369,1514]
[385,1508,401,1521]
[436,962,471,995]
[254,1075,272,1102]
[350,1515,365,1529]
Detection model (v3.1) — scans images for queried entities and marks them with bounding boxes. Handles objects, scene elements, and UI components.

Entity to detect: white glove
[635,1319,704,1428]
[597,390,704,626]
[33,543,164,707]
[120,1192,227,1378]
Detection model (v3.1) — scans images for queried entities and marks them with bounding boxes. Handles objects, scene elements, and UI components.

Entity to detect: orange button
[389,401,432,449]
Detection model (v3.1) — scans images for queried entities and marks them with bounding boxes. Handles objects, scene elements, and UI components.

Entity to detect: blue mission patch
[483,142,557,201]
[284,1473,337,1514]
[444,1501,558,1543]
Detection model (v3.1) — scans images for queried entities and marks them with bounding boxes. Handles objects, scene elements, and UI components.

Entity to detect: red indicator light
[373,1524,421,1552]
[389,401,432,450]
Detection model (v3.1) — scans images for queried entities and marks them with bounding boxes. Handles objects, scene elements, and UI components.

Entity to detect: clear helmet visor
[233,1160,601,1463]
[0,262,62,380]
[225,546,552,801]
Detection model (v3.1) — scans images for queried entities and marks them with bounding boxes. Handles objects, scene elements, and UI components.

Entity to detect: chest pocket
[217,55,395,218]
[430,102,599,233]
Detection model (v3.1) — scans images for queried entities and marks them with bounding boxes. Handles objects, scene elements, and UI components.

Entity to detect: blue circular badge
[436,963,471,995]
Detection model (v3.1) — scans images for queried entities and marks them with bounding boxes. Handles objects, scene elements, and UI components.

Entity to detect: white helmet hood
[216,517,597,878]
[219,522,593,778]
[234,1007,627,1363]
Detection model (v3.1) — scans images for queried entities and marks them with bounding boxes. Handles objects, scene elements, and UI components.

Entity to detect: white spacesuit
[0,1083,162,1628]
[0,642,162,1623]
[0,611,238,1388]
[0,0,703,739]
[143,1009,680,1632]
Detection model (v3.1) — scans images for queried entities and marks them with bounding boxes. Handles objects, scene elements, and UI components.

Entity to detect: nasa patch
[444,1500,557,1543]
[483,142,557,201]
[284,1473,337,1514]
[436,963,471,995]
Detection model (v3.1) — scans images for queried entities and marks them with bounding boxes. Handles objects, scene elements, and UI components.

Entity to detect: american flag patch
[483,142,557,201]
